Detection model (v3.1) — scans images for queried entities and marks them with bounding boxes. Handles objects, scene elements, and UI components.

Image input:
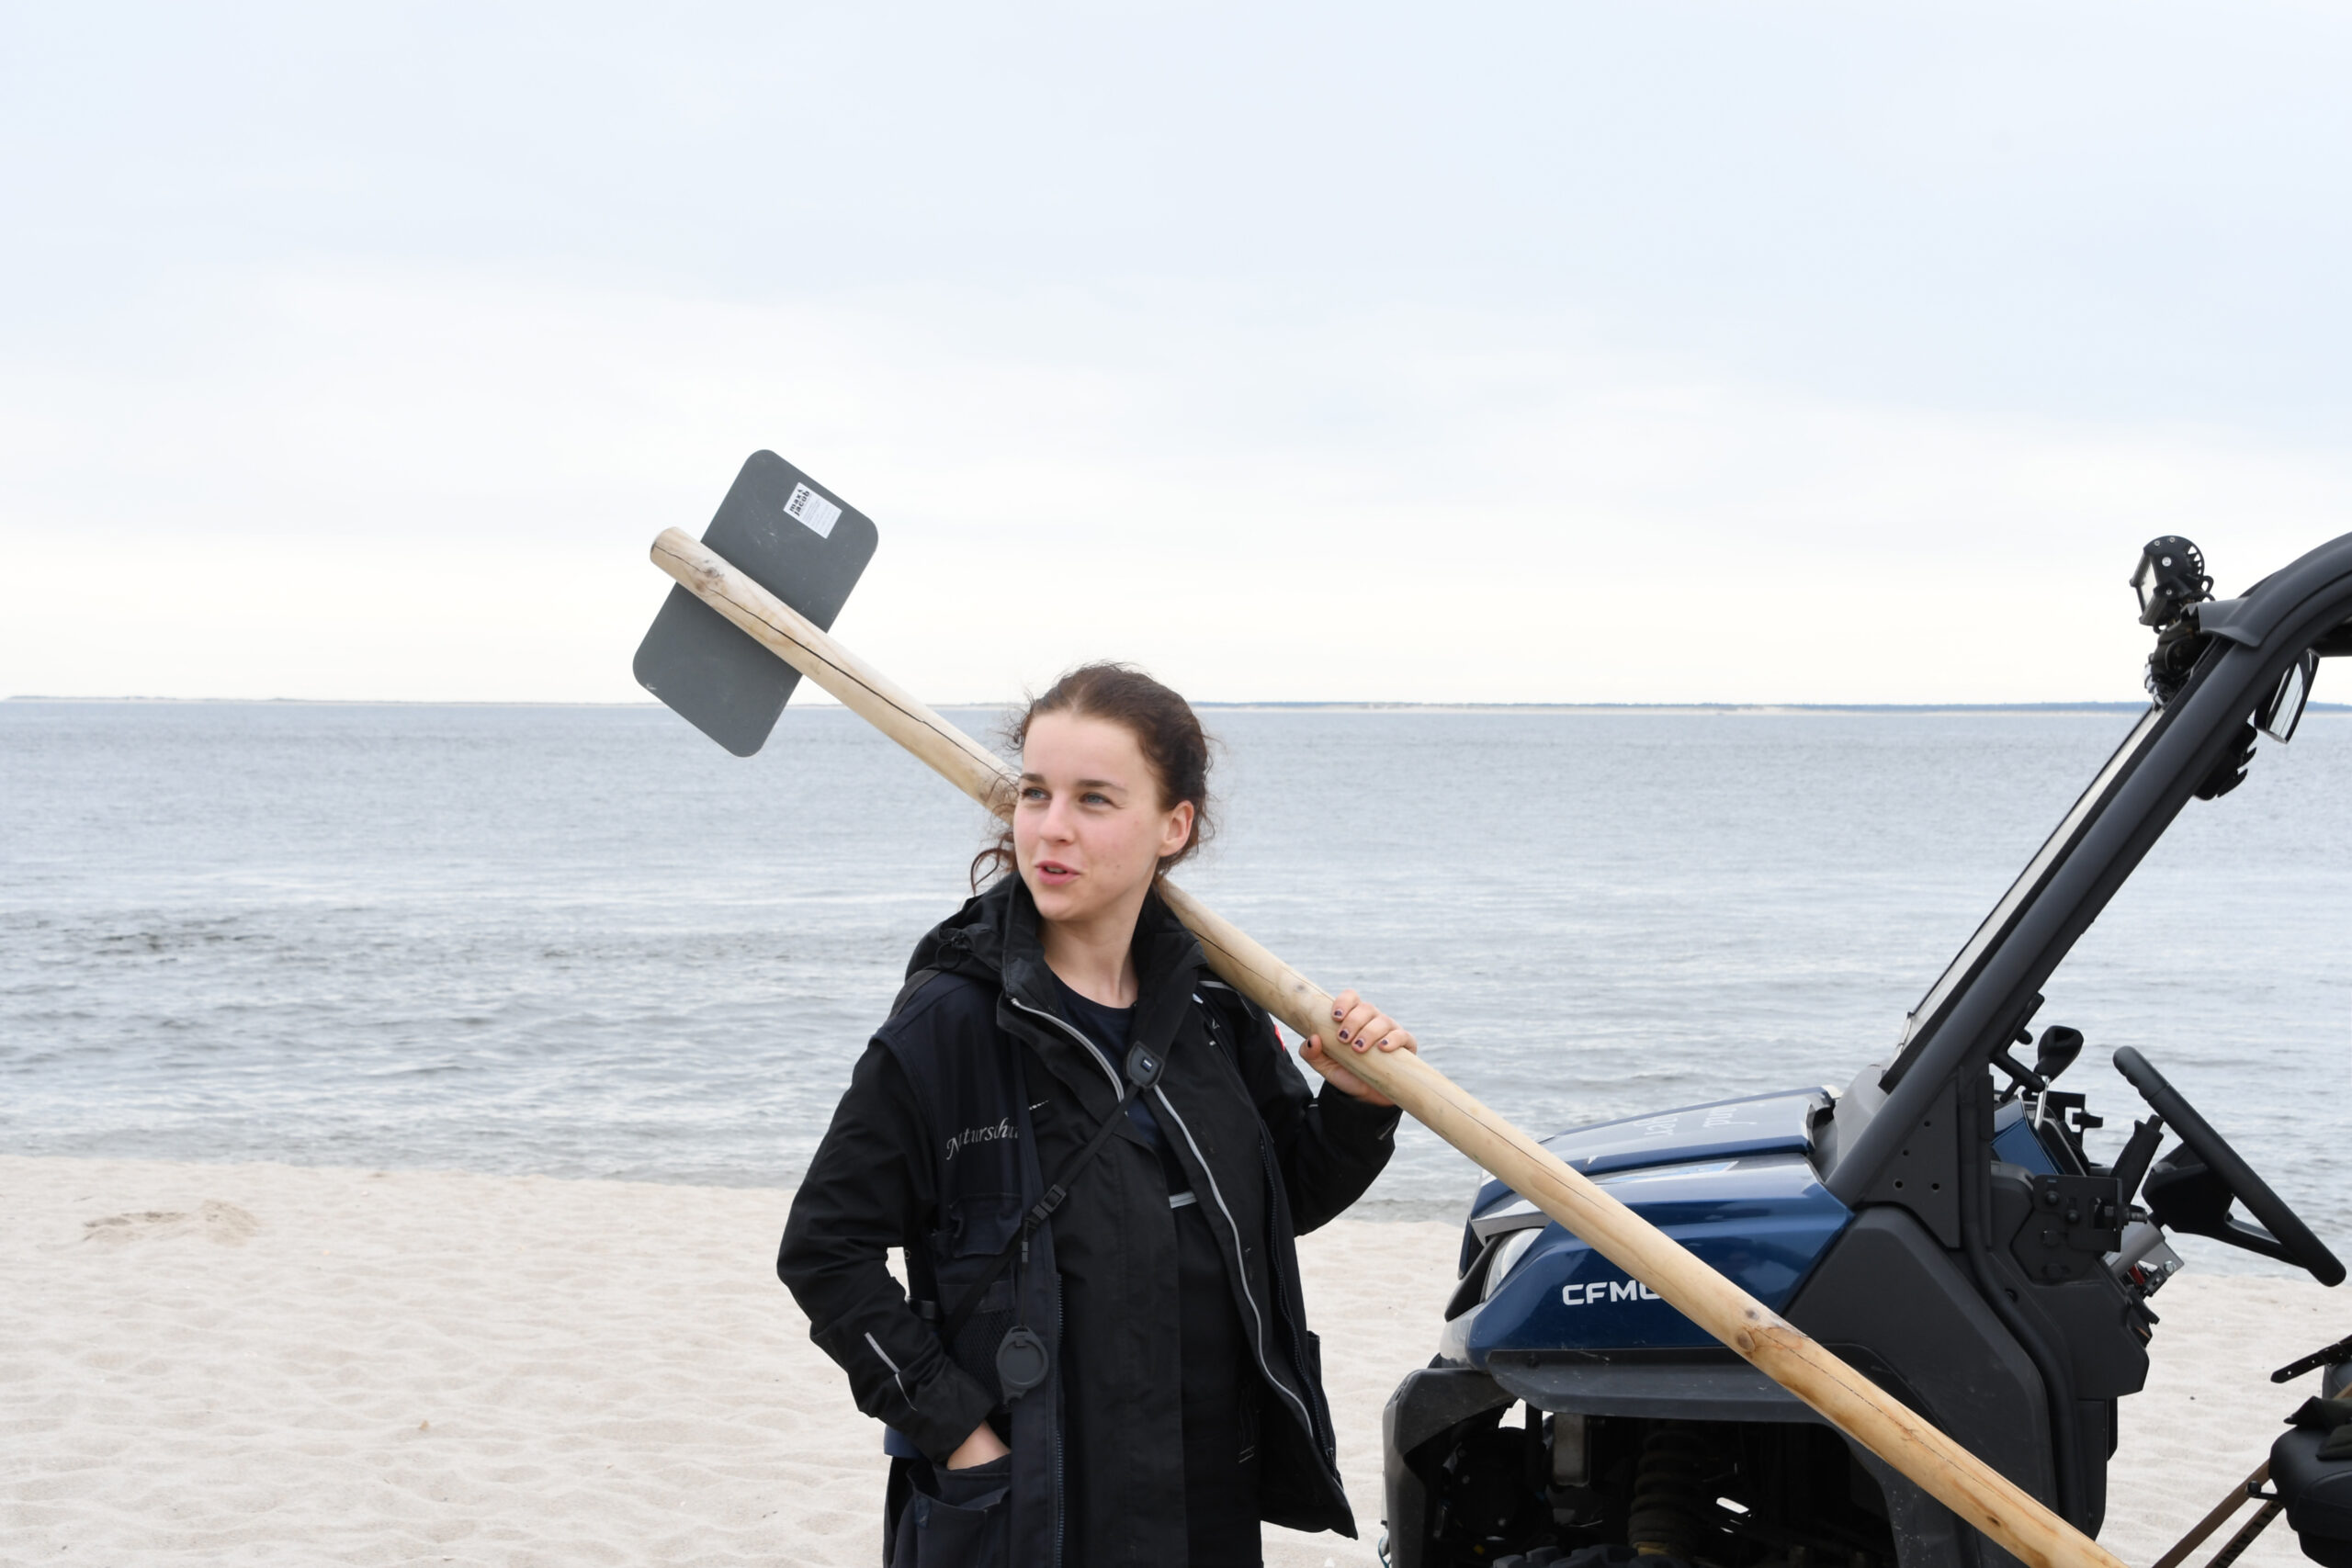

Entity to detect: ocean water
[3,701,2346,1277]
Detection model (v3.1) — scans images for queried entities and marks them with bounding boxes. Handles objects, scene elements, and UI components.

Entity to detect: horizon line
[14,694,2328,716]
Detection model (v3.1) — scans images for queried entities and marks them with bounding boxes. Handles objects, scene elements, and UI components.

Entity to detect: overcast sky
[6,2,2352,704]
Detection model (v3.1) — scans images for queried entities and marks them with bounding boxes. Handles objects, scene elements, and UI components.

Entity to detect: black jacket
[778,877,1401,1565]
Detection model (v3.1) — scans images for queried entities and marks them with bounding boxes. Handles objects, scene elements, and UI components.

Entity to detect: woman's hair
[971,662,1216,891]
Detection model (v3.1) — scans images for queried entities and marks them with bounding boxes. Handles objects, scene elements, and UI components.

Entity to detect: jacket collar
[909,875,1208,1096]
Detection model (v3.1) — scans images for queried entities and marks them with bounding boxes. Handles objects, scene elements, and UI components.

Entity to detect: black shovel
[632,450,878,757]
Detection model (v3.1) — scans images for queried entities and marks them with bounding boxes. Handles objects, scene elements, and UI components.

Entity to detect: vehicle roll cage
[1823,530,2352,1212]
[1790,530,2352,1527]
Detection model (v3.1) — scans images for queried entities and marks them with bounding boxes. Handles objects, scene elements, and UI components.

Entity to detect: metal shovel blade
[632,451,879,756]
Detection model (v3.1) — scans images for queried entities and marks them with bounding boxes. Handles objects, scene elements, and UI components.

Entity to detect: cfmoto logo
[1562,1278,1663,1306]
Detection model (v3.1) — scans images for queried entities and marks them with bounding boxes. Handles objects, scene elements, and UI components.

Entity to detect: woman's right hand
[946,1420,1010,1469]
[1300,988,1419,1107]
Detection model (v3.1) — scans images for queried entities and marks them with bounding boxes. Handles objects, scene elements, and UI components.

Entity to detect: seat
[2272,1426,2352,1568]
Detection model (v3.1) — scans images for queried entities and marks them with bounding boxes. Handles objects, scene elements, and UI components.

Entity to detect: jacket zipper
[1151,1083,1318,1439]
[1006,995,1125,1100]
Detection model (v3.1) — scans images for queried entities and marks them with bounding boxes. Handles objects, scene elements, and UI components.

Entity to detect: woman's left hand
[1299,989,1418,1108]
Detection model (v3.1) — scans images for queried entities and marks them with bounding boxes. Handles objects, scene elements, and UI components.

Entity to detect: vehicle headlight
[1481,1225,1544,1303]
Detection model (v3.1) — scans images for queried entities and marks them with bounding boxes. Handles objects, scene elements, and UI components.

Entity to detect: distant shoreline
[9,694,2347,716]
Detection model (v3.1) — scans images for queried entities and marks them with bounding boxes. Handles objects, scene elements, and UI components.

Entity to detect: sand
[1,1155,2341,1568]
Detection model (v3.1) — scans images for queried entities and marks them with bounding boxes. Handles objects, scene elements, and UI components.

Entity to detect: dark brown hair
[971,662,1216,891]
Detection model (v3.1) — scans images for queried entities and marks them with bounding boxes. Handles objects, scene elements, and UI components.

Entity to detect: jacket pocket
[935,1193,1022,1260]
[890,1457,1011,1568]
[932,1261,1020,1403]
[929,1194,1025,1402]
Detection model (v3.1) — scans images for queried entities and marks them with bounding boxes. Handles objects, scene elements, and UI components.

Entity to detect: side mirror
[2258,650,2319,744]
[2034,1025,2085,1086]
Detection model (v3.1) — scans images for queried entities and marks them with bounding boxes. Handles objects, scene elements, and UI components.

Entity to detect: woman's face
[1014,712,1194,930]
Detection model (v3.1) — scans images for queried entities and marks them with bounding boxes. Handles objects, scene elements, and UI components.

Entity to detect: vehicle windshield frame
[1883,703,2165,1085]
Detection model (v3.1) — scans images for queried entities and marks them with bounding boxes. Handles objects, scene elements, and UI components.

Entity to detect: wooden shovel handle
[649,525,2131,1568]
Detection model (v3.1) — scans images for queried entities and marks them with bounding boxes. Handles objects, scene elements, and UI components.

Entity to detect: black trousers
[1174,1197,1262,1568]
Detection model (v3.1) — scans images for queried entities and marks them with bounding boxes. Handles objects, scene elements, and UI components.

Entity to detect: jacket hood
[905,880,1013,988]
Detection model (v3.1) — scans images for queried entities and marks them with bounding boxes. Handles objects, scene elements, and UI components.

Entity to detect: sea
[4,700,2346,1279]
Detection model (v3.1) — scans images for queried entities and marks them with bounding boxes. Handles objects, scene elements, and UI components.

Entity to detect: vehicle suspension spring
[1627,1427,1714,1560]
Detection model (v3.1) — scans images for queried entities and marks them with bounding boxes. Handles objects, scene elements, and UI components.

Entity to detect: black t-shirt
[1047,970,1191,1195]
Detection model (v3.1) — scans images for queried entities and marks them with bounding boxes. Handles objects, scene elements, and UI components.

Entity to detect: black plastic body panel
[1836,1073,1962,1247]
[2001,1170,2126,1285]
[1789,1206,2059,1568]
[1487,1350,1807,1422]
[1787,1209,2056,1510]
[1382,1365,1517,1568]
[1985,1173,2151,1404]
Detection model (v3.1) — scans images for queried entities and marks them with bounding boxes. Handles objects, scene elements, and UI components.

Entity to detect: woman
[779,663,1418,1568]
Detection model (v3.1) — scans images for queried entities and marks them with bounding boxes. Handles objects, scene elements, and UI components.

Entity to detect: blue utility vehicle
[1382,536,2352,1568]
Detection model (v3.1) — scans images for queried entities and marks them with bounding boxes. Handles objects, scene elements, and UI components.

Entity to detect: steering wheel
[2113,1047,2345,1286]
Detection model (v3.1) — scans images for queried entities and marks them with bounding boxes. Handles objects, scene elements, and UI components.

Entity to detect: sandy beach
[2,1154,2340,1568]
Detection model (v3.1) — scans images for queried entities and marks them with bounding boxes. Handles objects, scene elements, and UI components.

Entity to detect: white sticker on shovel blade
[784,481,842,538]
